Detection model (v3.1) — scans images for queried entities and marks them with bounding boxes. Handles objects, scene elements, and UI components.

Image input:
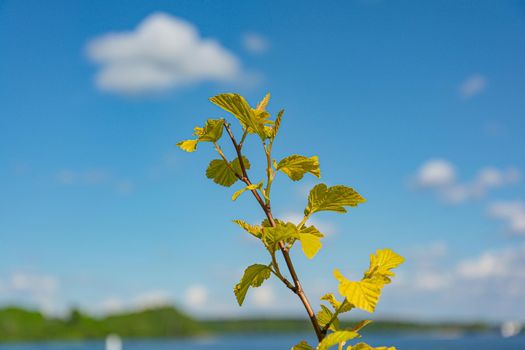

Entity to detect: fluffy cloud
[392,242,525,320]
[242,33,270,54]
[459,74,487,98]
[487,201,525,235]
[250,285,275,307]
[184,285,208,309]
[87,13,243,94]
[0,272,60,315]
[411,159,520,204]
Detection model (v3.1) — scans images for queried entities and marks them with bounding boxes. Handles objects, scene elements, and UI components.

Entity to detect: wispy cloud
[242,33,270,54]
[458,74,487,98]
[184,284,208,309]
[56,168,135,195]
[87,13,244,95]
[411,159,520,204]
[487,201,525,235]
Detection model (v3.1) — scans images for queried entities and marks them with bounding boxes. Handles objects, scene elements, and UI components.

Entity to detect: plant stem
[223,122,324,342]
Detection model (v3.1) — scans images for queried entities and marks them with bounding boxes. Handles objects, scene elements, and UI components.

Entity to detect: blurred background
[1,0,525,349]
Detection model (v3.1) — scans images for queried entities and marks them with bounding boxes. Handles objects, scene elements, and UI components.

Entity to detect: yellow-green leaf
[255,92,270,112]
[364,249,404,285]
[317,304,338,331]
[206,156,250,187]
[292,340,315,350]
[317,330,359,350]
[196,119,224,142]
[262,221,298,252]
[234,264,271,306]
[320,294,353,313]
[209,93,267,140]
[232,181,263,201]
[350,320,373,333]
[305,184,366,216]
[298,232,322,259]
[277,155,321,181]
[176,139,198,152]
[232,220,262,239]
[335,269,382,313]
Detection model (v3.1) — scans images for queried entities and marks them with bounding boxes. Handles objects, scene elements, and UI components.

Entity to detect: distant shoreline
[0,306,509,343]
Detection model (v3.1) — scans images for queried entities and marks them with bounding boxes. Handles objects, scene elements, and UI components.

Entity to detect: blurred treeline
[0,306,491,342]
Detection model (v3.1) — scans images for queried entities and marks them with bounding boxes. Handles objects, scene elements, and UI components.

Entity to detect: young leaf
[316,330,359,350]
[321,294,353,313]
[334,269,382,313]
[298,232,322,259]
[176,139,198,152]
[292,341,315,350]
[255,92,270,112]
[304,184,366,216]
[209,93,267,140]
[348,343,396,350]
[317,304,339,331]
[234,264,271,306]
[232,181,263,201]
[206,156,250,187]
[277,155,321,181]
[364,249,405,285]
[232,220,262,239]
[262,221,298,252]
[195,119,224,142]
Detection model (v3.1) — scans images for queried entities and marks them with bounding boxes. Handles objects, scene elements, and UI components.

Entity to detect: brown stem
[223,122,324,342]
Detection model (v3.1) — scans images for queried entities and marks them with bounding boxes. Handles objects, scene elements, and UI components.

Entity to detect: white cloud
[87,13,243,94]
[97,289,173,315]
[0,272,60,315]
[411,160,520,204]
[414,159,456,188]
[184,285,208,309]
[459,74,487,98]
[250,285,275,307]
[242,33,270,54]
[488,201,525,235]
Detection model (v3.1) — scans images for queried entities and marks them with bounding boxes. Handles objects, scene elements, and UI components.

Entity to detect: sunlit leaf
[232,220,262,239]
[196,119,224,142]
[298,231,322,259]
[234,264,271,306]
[316,330,359,350]
[209,93,267,140]
[320,293,353,313]
[347,343,396,350]
[364,249,405,285]
[176,139,198,152]
[232,181,263,201]
[277,155,321,181]
[262,221,298,252]
[317,304,339,331]
[334,269,382,313]
[304,184,366,216]
[349,320,373,333]
[255,92,270,112]
[206,156,250,187]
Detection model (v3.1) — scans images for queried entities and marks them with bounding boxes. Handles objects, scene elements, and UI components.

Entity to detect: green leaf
[206,156,250,187]
[292,340,315,350]
[364,249,405,285]
[176,139,198,152]
[320,294,353,313]
[317,304,339,331]
[234,264,271,306]
[255,92,270,112]
[277,155,321,181]
[209,93,267,140]
[232,181,263,201]
[195,119,224,142]
[334,269,382,313]
[232,220,262,239]
[304,184,366,216]
[317,330,359,350]
[262,221,298,253]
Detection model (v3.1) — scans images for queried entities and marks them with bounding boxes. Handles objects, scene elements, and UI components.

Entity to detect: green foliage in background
[178,93,405,350]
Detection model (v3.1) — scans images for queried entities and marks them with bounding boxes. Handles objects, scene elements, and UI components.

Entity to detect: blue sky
[1,0,525,322]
